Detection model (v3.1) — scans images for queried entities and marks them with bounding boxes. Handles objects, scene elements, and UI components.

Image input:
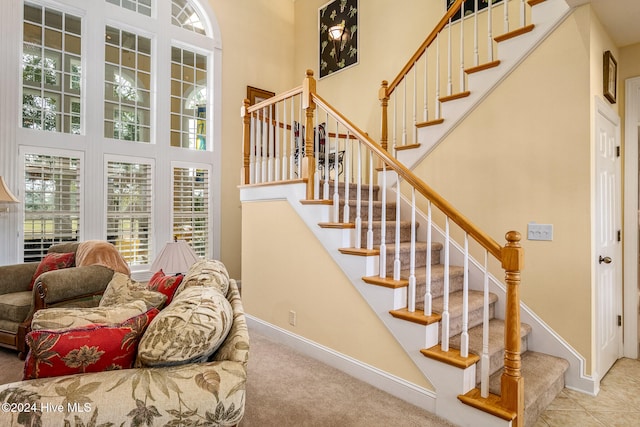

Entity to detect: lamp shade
[0,176,19,203]
[150,240,199,275]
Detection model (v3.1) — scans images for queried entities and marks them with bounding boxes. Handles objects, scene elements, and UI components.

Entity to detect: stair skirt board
[246,315,438,412]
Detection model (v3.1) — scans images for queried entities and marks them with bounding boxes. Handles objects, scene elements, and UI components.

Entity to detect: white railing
[242,69,525,424]
[379,0,534,155]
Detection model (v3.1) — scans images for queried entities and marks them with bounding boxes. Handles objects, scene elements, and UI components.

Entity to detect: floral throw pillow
[99,272,166,310]
[23,307,159,380]
[29,252,76,290]
[148,270,183,305]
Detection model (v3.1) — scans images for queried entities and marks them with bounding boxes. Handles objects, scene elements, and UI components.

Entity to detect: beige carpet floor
[0,329,454,427]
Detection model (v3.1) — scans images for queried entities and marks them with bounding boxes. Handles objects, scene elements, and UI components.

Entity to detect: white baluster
[402,78,407,147]
[441,217,450,352]
[504,0,509,33]
[333,121,340,222]
[408,188,416,312]
[261,107,267,183]
[314,112,320,200]
[249,113,256,184]
[435,33,441,119]
[488,0,494,62]
[460,233,470,358]
[424,201,432,316]
[473,0,479,66]
[297,96,303,179]
[481,250,490,398]
[520,0,526,27]
[355,140,362,249]
[447,17,452,96]
[254,112,262,184]
[460,0,465,92]
[275,102,281,181]
[267,106,273,182]
[323,112,330,200]
[379,162,387,278]
[423,52,429,122]
[343,131,351,223]
[412,66,417,145]
[393,175,401,281]
[366,151,374,250]
[392,91,398,155]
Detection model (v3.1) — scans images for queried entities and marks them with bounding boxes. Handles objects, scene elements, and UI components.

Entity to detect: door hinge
[616,146,621,157]
[618,230,622,242]
[617,315,622,326]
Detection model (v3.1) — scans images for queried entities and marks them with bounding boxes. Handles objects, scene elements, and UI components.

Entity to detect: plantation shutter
[172,166,209,258]
[106,160,152,265]
[23,152,81,262]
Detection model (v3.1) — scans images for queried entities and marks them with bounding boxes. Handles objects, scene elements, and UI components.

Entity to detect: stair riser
[413,273,464,301]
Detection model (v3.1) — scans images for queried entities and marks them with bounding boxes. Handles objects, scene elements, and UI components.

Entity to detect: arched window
[15,0,221,267]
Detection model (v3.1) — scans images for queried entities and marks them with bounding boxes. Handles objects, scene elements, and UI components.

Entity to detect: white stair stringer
[397,0,573,170]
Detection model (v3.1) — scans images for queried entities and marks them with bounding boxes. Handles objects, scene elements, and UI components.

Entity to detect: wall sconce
[0,176,19,213]
[328,22,349,60]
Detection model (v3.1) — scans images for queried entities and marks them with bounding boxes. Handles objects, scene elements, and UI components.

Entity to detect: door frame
[623,76,640,359]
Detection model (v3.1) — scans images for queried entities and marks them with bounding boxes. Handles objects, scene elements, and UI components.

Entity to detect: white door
[595,98,622,379]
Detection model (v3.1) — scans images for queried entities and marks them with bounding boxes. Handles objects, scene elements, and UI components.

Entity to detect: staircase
[239,0,583,425]
[329,181,569,427]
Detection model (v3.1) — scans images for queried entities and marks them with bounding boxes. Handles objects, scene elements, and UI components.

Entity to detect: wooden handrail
[246,86,303,115]
[312,91,502,260]
[385,0,465,97]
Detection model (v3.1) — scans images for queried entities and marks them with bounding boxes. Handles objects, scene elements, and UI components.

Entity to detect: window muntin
[104,26,152,142]
[171,0,205,35]
[22,2,82,134]
[106,160,152,265]
[23,152,81,262]
[173,166,209,257]
[106,0,152,17]
[170,46,208,150]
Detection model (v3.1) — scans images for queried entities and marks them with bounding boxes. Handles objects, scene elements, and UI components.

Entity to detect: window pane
[107,160,152,265]
[22,2,82,134]
[170,46,207,150]
[23,152,81,262]
[104,26,152,143]
[171,0,206,35]
[106,0,153,17]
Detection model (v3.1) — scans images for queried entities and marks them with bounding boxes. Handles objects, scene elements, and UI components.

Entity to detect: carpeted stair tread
[337,200,398,222]
[401,265,466,299]
[424,290,498,336]
[361,220,415,245]
[449,319,532,383]
[488,351,569,427]
[380,241,444,270]
[319,181,379,200]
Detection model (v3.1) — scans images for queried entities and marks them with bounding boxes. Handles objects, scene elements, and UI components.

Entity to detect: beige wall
[241,199,433,389]
[206,0,296,278]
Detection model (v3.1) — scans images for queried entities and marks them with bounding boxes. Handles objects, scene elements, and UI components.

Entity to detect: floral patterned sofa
[0,260,249,427]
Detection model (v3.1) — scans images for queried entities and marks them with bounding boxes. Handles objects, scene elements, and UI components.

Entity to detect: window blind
[106,160,152,265]
[172,166,209,258]
[23,153,81,262]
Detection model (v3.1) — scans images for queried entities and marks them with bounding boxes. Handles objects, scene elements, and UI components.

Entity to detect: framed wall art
[319,0,358,78]
[603,50,617,104]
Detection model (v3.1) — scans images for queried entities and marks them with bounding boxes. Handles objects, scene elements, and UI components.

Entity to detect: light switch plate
[528,223,553,241]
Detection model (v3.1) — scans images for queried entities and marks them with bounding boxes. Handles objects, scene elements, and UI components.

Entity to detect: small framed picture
[247,86,275,106]
[603,50,617,104]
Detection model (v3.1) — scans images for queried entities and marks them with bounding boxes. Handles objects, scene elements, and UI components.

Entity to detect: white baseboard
[246,315,437,411]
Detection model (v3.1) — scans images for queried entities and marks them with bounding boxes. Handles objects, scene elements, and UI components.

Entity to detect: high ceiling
[565,0,640,47]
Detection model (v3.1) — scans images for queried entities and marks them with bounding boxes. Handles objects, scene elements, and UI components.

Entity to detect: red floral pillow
[148,270,183,305]
[29,252,76,290]
[23,308,159,380]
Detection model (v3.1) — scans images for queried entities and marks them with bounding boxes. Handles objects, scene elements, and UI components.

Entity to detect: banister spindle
[423,53,429,122]
[402,78,407,147]
[412,66,417,145]
[393,175,402,281]
[460,232,469,358]
[333,120,340,222]
[355,140,362,249]
[343,131,351,223]
[488,0,494,62]
[481,250,490,398]
[460,1,465,93]
[435,33,441,119]
[447,17,452,96]
[379,162,387,278]
[379,81,389,153]
[254,111,262,184]
[366,151,374,250]
[503,0,509,33]
[275,102,280,181]
[241,99,251,185]
[473,0,479,66]
[322,112,329,200]
[441,217,451,352]
[303,70,316,200]
[408,187,416,312]
[261,106,267,183]
[520,0,526,27]
[424,201,432,316]
[501,231,524,426]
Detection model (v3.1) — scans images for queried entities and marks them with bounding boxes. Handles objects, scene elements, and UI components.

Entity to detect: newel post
[500,231,524,426]
[302,69,317,200]
[379,80,389,153]
[241,99,251,185]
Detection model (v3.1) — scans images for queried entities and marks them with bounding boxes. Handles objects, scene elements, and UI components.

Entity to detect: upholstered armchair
[0,241,129,357]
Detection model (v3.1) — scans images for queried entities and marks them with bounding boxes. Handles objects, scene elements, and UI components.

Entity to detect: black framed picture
[445,0,503,22]
[603,50,617,104]
[319,0,358,78]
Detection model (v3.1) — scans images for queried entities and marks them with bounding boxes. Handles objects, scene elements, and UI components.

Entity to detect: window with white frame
[172,165,209,257]
[106,159,153,266]
[23,151,81,262]
[15,0,217,264]
[22,3,82,134]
